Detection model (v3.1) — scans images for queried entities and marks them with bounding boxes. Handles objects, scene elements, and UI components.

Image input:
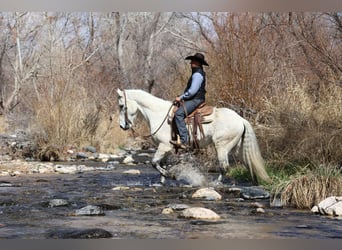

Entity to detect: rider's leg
[174,99,203,144]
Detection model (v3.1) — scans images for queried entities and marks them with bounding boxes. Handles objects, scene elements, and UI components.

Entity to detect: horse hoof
[160,175,166,184]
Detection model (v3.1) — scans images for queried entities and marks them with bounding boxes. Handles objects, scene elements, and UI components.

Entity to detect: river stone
[123,169,141,175]
[240,186,270,199]
[192,187,222,201]
[166,203,190,211]
[47,228,112,239]
[76,152,88,159]
[162,208,174,214]
[313,196,342,216]
[123,155,135,164]
[74,205,105,216]
[30,163,55,174]
[49,199,69,207]
[54,165,81,174]
[0,181,13,187]
[180,207,220,220]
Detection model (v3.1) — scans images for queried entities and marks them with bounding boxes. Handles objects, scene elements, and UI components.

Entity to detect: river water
[0,162,341,239]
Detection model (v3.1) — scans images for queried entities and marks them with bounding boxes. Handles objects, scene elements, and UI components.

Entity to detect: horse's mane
[125,89,171,111]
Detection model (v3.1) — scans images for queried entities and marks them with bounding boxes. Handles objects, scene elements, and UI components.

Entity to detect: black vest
[184,67,206,101]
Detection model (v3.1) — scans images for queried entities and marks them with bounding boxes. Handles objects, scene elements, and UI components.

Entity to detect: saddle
[169,102,214,150]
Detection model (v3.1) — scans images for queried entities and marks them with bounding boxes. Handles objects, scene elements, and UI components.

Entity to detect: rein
[143,103,174,139]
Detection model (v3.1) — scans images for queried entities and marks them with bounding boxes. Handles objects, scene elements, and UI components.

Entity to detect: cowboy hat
[185,52,209,66]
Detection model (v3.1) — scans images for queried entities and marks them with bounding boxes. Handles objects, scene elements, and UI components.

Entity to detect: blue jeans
[174,98,204,144]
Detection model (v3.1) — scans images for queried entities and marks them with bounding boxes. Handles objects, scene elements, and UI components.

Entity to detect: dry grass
[259,81,342,166]
[272,164,342,209]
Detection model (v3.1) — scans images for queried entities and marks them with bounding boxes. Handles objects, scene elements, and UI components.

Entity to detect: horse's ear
[116,88,123,97]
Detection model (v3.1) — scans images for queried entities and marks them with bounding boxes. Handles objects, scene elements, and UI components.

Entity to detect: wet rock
[48,199,69,208]
[76,152,88,159]
[123,155,135,165]
[256,208,265,213]
[162,208,174,214]
[0,181,13,187]
[312,196,342,216]
[74,205,105,216]
[166,203,190,211]
[123,169,141,175]
[251,202,265,208]
[54,164,95,174]
[54,165,82,174]
[180,207,220,220]
[47,228,113,239]
[240,186,270,199]
[112,186,130,191]
[192,187,222,201]
[30,163,54,174]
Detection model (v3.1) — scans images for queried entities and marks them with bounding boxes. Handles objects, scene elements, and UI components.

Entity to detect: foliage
[271,163,342,209]
[0,12,340,167]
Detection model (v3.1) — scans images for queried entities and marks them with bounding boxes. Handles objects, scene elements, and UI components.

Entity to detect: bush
[271,164,342,209]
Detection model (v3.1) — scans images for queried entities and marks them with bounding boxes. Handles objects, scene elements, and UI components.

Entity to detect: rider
[170,52,209,149]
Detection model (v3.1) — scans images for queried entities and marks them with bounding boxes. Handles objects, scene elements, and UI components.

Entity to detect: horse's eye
[119,104,124,110]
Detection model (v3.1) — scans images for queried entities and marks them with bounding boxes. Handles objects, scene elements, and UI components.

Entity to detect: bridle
[121,89,173,139]
[122,90,135,135]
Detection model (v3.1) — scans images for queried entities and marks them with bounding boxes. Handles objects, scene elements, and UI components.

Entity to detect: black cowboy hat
[185,52,209,66]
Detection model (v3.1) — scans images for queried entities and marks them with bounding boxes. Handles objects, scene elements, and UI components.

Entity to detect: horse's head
[116,89,138,130]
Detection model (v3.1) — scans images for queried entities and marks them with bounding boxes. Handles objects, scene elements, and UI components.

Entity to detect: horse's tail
[241,119,271,185]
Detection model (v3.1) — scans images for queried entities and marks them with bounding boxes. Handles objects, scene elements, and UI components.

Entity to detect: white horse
[116,89,270,185]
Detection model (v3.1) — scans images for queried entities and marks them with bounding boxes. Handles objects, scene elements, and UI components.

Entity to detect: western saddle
[168,102,214,150]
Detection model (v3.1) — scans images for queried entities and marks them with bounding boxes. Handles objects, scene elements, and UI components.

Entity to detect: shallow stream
[0,162,341,239]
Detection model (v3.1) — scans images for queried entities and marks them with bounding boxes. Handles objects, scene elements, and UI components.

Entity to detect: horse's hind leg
[215,139,239,183]
[215,144,229,183]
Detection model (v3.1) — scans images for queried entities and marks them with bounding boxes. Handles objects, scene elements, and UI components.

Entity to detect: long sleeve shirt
[179,72,204,100]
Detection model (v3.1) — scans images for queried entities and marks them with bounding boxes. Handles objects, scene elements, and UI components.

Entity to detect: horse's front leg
[151,143,172,184]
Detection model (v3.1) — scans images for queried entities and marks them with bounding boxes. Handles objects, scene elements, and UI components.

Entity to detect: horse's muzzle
[120,123,130,130]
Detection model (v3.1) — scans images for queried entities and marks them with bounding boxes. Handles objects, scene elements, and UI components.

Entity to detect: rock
[312,196,342,216]
[180,207,220,220]
[123,169,141,175]
[192,187,222,201]
[311,205,319,213]
[48,199,69,207]
[123,155,135,165]
[256,208,265,213]
[74,205,105,216]
[162,208,174,214]
[30,163,54,174]
[112,186,130,191]
[76,152,88,159]
[47,228,112,239]
[251,202,265,208]
[0,181,13,187]
[240,186,270,199]
[54,165,81,174]
[166,203,190,211]
[84,146,96,153]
